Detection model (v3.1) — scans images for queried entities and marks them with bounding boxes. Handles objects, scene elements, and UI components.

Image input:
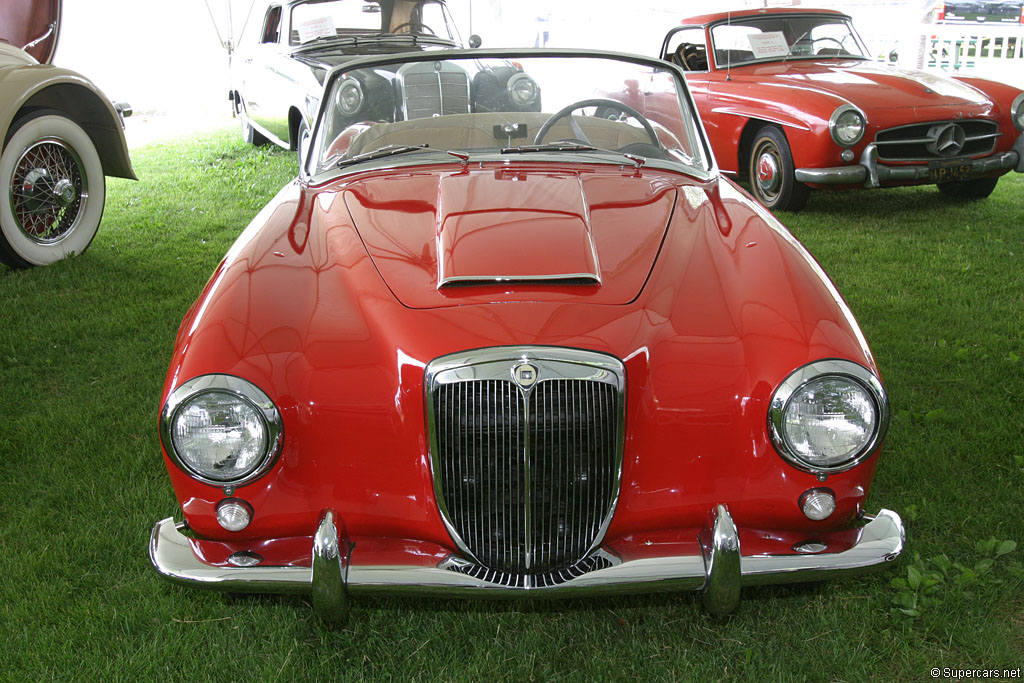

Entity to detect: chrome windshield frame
[707,12,871,70]
[301,48,720,184]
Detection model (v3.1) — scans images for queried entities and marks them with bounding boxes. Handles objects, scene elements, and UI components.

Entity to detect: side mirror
[468,34,482,49]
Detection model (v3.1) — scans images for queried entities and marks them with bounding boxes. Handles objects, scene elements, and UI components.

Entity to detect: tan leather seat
[346,112,653,156]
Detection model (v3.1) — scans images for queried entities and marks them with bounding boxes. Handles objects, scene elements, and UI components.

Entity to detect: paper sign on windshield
[298,17,336,43]
[747,32,789,59]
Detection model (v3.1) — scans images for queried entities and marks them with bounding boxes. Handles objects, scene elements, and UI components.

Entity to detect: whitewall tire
[0,111,106,267]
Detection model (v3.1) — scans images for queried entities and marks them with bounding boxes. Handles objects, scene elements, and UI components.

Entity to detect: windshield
[310,53,712,178]
[710,14,868,68]
[290,0,459,46]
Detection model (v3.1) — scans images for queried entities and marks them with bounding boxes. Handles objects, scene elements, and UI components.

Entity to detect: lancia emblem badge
[513,363,538,388]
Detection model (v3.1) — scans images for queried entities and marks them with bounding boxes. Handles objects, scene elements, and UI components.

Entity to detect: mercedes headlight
[1011,92,1024,132]
[336,78,363,116]
[507,72,539,107]
[829,104,866,147]
[768,360,889,473]
[160,375,283,486]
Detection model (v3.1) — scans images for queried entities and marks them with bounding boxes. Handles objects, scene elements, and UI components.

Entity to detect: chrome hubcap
[756,151,781,194]
[10,138,88,244]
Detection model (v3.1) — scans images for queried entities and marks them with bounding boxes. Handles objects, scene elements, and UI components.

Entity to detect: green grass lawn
[1,130,1021,679]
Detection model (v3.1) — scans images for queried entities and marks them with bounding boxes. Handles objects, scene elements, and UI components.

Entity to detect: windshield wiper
[335,144,430,169]
[501,143,646,168]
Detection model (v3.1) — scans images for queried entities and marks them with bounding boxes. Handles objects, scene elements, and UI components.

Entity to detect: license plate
[929,159,973,183]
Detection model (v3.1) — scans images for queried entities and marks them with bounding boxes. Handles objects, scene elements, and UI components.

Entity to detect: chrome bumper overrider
[150,506,904,622]
[795,134,1024,188]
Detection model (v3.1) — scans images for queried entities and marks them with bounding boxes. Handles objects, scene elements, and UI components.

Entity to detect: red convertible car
[150,48,903,622]
[656,8,1024,210]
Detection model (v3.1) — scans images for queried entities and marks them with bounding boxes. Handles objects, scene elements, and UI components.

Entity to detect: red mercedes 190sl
[149,48,903,622]
[656,7,1024,210]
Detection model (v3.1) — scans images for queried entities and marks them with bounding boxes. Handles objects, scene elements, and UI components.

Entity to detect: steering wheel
[810,36,846,54]
[390,22,436,36]
[674,44,700,70]
[533,98,662,148]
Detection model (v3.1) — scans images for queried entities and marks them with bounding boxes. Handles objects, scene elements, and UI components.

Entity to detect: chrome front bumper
[795,133,1024,188]
[150,506,904,623]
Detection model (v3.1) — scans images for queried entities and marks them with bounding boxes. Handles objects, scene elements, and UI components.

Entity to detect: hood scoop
[341,166,678,309]
[436,171,600,289]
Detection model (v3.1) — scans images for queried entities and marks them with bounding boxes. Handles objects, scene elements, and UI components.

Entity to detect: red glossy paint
[160,159,882,565]
[665,8,1023,184]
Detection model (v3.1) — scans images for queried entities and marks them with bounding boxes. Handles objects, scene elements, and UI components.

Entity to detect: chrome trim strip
[149,518,310,594]
[438,273,602,288]
[794,149,1021,187]
[149,509,904,602]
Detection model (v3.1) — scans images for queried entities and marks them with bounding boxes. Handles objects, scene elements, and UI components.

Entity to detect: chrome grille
[874,119,1000,161]
[397,62,471,120]
[427,348,625,587]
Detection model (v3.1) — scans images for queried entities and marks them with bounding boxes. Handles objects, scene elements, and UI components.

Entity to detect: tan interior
[345,112,653,156]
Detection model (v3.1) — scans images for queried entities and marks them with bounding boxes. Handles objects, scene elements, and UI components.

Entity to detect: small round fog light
[793,540,829,554]
[216,498,253,532]
[841,149,855,162]
[800,488,836,521]
[227,551,263,567]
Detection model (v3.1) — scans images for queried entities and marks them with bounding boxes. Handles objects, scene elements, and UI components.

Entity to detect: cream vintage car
[0,0,135,267]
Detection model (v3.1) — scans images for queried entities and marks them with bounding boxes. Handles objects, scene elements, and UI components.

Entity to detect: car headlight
[160,375,283,486]
[768,360,889,474]
[1011,92,1024,132]
[336,78,363,116]
[829,104,866,147]
[507,72,539,107]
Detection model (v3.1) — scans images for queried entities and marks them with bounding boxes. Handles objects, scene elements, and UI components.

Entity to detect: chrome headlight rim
[336,77,364,116]
[768,359,889,475]
[828,103,867,147]
[159,374,283,487]
[506,72,539,107]
[1011,92,1024,132]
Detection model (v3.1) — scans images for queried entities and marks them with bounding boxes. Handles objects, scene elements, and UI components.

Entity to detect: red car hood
[0,0,60,63]
[735,59,992,110]
[339,165,677,309]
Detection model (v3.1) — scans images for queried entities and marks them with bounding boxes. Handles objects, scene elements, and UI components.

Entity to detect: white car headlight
[507,72,539,107]
[337,78,363,115]
[829,104,866,147]
[1011,92,1024,132]
[160,375,283,486]
[768,360,889,473]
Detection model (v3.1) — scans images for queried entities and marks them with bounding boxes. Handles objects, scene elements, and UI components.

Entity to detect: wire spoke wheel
[10,138,89,244]
[0,111,105,268]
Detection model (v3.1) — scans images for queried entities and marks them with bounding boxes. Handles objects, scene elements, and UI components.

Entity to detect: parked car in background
[230,0,477,163]
[654,7,1024,210]
[938,0,1024,24]
[0,0,134,267]
[149,48,903,622]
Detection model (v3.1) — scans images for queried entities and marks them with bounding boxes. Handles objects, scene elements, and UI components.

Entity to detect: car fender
[0,62,135,179]
[702,78,851,173]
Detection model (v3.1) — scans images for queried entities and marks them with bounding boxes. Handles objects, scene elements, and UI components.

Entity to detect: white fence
[922,24,1024,86]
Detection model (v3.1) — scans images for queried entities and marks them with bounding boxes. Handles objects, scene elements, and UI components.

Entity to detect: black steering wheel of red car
[533,98,662,149]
